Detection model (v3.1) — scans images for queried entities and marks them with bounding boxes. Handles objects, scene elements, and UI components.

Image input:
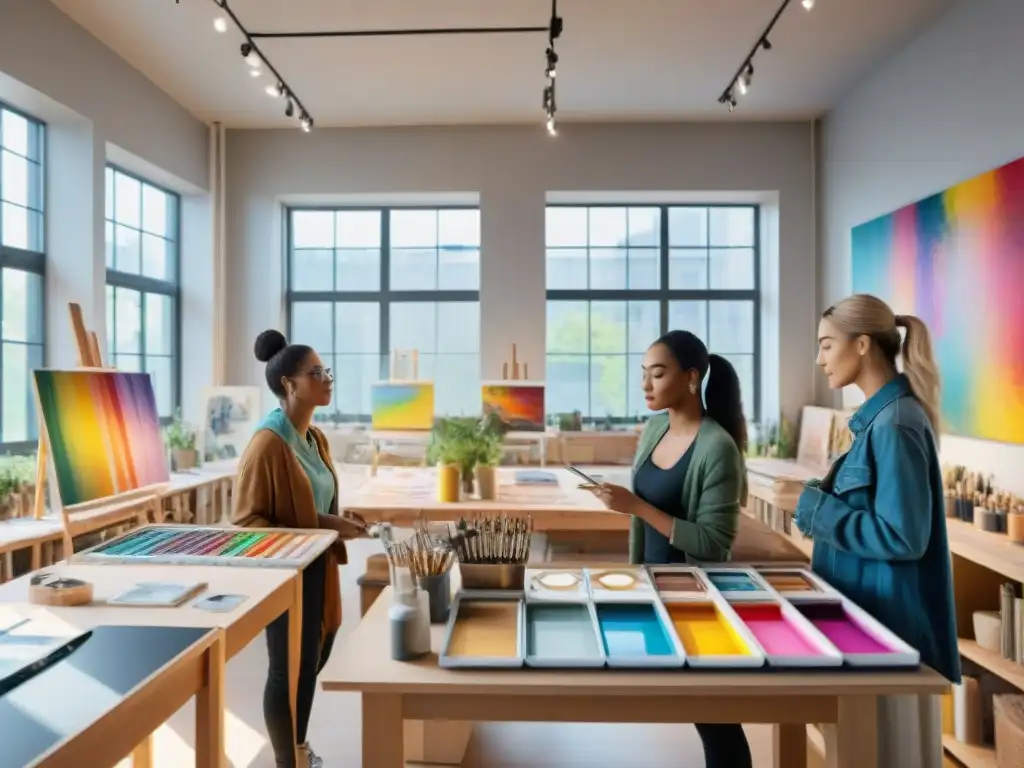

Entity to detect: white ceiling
[50,0,954,128]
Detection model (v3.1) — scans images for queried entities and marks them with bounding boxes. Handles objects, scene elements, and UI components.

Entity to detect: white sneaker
[298,742,323,768]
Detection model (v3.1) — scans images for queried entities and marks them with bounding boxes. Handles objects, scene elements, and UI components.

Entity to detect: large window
[0,104,45,451]
[546,205,759,423]
[288,207,481,422]
[105,166,180,420]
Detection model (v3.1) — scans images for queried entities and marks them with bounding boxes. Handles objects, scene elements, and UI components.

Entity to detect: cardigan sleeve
[234,430,289,527]
[668,440,743,562]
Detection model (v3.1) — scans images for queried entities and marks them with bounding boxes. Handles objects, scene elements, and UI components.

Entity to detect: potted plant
[428,416,505,499]
[0,455,34,521]
[165,408,199,471]
[473,415,504,500]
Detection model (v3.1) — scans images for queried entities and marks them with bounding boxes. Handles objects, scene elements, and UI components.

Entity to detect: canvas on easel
[31,303,166,555]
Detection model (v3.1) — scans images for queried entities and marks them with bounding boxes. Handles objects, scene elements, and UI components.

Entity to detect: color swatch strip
[88,527,321,561]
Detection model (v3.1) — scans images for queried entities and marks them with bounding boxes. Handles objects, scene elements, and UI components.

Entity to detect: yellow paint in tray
[666,602,750,656]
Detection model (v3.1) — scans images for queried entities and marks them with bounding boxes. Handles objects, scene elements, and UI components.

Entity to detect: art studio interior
[0,0,1021,766]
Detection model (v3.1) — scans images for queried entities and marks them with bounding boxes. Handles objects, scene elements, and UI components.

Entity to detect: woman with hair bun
[796,293,959,767]
[235,329,365,768]
[589,329,752,767]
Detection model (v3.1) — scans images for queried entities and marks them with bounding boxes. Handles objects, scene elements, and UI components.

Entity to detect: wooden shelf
[958,638,1024,690]
[942,734,998,768]
[946,518,1024,583]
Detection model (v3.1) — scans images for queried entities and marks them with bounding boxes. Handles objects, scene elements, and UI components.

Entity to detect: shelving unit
[746,472,1024,768]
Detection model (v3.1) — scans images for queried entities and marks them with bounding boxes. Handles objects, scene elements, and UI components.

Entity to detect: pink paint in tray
[794,602,892,654]
[732,604,819,656]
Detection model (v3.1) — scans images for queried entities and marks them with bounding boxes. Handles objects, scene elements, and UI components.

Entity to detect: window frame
[0,101,47,454]
[286,205,482,423]
[104,164,182,424]
[545,203,761,424]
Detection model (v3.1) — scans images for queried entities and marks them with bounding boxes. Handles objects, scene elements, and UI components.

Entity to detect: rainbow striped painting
[34,370,170,507]
[482,383,546,432]
[371,381,435,430]
[851,154,1024,443]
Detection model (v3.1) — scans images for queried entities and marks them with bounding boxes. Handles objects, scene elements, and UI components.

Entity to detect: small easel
[501,343,529,380]
[33,303,159,556]
[389,348,420,381]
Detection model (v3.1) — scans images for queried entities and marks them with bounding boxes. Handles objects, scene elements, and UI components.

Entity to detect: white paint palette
[585,567,654,601]
[526,568,588,602]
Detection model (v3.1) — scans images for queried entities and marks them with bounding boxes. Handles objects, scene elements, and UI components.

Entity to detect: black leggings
[264,554,337,768]
[695,723,752,768]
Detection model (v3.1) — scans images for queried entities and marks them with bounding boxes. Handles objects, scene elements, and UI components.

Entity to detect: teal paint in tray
[707,572,760,592]
[596,603,674,657]
[525,603,602,660]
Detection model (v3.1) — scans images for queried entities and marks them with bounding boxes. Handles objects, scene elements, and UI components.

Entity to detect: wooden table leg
[288,572,303,768]
[774,723,807,768]
[195,631,226,768]
[131,737,153,767]
[362,693,403,768]
[825,695,878,768]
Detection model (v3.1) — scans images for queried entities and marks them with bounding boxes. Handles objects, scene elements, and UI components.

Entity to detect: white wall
[225,122,817,423]
[818,0,1024,489]
[0,0,214,424]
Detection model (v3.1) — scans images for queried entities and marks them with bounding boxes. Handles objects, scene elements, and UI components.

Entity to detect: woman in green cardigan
[590,330,750,768]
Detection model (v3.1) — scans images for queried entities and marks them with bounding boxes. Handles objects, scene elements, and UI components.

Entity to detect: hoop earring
[688,383,697,395]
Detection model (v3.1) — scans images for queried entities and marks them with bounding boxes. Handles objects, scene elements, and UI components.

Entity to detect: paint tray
[439,595,526,669]
[790,598,920,668]
[585,567,654,601]
[702,567,775,602]
[526,568,588,602]
[646,565,710,599]
[524,600,607,668]
[757,567,838,600]
[729,599,843,668]
[593,599,686,668]
[662,598,765,669]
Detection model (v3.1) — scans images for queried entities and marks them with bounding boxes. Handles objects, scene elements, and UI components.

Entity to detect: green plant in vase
[165,408,199,471]
[428,416,504,496]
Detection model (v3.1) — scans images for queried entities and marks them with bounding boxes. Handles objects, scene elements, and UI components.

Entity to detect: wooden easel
[389,348,420,381]
[501,343,529,380]
[33,303,158,555]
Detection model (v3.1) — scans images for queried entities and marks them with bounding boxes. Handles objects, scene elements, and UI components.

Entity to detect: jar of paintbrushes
[386,524,456,624]
[446,514,534,592]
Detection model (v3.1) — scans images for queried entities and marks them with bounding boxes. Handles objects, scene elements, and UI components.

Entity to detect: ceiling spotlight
[265,82,284,98]
[802,0,815,9]
[738,63,753,95]
[249,68,262,78]
[300,114,312,132]
[240,42,252,58]
[545,47,558,79]
[761,37,773,50]
[213,17,228,33]
[285,99,295,118]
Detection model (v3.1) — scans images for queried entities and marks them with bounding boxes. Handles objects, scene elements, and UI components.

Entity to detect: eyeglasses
[303,367,334,383]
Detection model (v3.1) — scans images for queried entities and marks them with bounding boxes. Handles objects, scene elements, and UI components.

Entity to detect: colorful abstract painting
[851,154,1024,443]
[482,383,546,432]
[371,381,435,430]
[34,370,170,507]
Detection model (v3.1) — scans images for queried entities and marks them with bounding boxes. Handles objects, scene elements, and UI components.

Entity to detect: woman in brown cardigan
[235,329,364,768]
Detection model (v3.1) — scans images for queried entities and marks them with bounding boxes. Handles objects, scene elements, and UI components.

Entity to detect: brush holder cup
[459,563,527,592]
[418,571,453,623]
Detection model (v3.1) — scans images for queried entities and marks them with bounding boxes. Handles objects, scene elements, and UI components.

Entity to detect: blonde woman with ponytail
[794,294,959,768]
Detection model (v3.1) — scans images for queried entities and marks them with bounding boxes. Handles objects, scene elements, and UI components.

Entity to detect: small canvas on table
[371,381,435,430]
[33,369,170,508]
[481,382,546,432]
[201,385,261,461]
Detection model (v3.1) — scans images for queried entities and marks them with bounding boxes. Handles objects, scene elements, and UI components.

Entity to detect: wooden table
[1,624,225,768]
[323,587,948,768]
[0,562,303,766]
[338,466,626,531]
[0,518,63,582]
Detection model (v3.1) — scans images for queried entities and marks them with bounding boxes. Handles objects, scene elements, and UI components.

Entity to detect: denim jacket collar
[848,374,911,435]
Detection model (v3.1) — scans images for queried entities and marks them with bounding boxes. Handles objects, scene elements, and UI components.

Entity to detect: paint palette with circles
[584,567,655,601]
[526,568,588,601]
[437,563,920,670]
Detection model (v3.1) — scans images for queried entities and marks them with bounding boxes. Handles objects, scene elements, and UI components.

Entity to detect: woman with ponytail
[589,329,751,768]
[795,294,958,768]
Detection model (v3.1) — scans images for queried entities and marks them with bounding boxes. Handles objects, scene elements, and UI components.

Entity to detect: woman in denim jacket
[795,294,960,768]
